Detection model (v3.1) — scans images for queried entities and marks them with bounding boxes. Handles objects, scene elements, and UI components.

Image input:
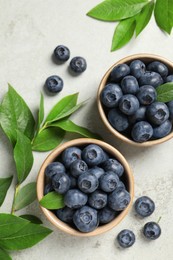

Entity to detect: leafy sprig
[87,0,173,51]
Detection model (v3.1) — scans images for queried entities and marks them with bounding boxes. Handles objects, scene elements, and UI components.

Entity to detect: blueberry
[101,83,123,108]
[73,206,98,233]
[143,222,161,240]
[109,64,130,82]
[117,181,126,190]
[70,159,88,178]
[87,167,105,179]
[108,108,129,132]
[138,71,163,88]
[52,173,71,194]
[146,102,169,125]
[68,175,77,188]
[45,75,63,93]
[45,162,66,179]
[64,189,88,209]
[78,172,99,193]
[88,190,107,209]
[167,100,173,120]
[70,56,87,73]
[128,106,146,124]
[135,196,155,217]
[100,171,120,193]
[44,183,54,195]
[131,121,153,142]
[129,59,146,79]
[121,76,139,94]
[54,45,70,61]
[147,61,168,77]
[102,158,124,177]
[62,147,82,168]
[153,120,172,138]
[98,206,117,224]
[137,85,157,105]
[82,144,105,166]
[119,94,140,115]
[166,75,173,82]
[56,206,75,223]
[108,187,131,211]
[117,229,135,248]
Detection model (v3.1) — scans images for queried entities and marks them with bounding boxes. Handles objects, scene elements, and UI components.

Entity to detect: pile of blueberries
[101,59,173,142]
[44,143,131,233]
[45,45,87,94]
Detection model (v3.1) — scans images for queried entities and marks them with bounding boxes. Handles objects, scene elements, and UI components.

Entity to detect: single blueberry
[166,75,173,83]
[121,75,139,94]
[100,171,120,193]
[167,100,173,120]
[45,162,66,179]
[98,206,117,224]
[117,181,126,190]
[128,106,146,124]
[52,173,71,194]
[131,121,153,143]
[70,56,87,73]
[153,120,172,139]
[102,158,124,177]
[70,159,88,178]
[135,196,155,217]
[45,75,63,93]
[101,83,123,108]
[138,71,163,88]
[44,183,54,195]
[109,64,130,82]
[129,59,146,79]
[88,190,107,209]
[56,206,75,223]
[137,85,157,105]
[64,189,88,209]
[146,102,169,125]
[73,206,98,233]
[108,187,131,211]
[119,94,140,116]
[78,172,99,193]
[143,222,161,240]
[68,175,77,189]
[87,167,105,179]
[147,61,168,77]
[82,144,105,166]
[54,45,70,61]
[108,108,129,132]
[62,147,82,168]
[117,229,135,248]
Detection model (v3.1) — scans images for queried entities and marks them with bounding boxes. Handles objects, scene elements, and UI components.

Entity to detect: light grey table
[0,1,173,259]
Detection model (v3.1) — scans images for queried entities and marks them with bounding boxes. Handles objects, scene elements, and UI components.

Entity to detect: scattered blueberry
[108,108,129,132]
[88,190,107,209]
[108,187,131,211]
[121,75,139,94]
[101,83,123,108]
[78,172,99,193]
[52,173,71,194]
[135,196,155,217]
[128,106,146,124]
[64,189,88,209]
[54,45,70,61]
[143,222,161,240]
[73,206,98,232]
[146,102,169,125]
[45,162,66,179]
[117,229,135,248]
[138,71,163,88]
[109,64,130,82]
[98,206,117,224]
[119,94,140,116]
[147,61,168,78]
[62,147,82,168]
[100,171,120,193]
[87,167,105,179]
[129,60,146,79]
[82,144,105,166]
[70,159,88,178]
[70,56,87,73]
[102,158,124,177]
[137,85,157,105]
[131,121,153,143]
[153,120,172,138]
[44,183,54,195]
[45,75,63,93]
[56,207,75,223]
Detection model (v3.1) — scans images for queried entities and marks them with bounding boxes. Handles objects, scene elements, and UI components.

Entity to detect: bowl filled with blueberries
[37,138,134,237]
[98,54,173,147]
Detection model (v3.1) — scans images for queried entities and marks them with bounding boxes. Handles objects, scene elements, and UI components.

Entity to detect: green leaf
[36,93,44,135]
[87,0,148,21]
[45,93,79,123]
[136,0,154,36]
[0,248,11,260]
[14,182,37,211]
[0,213,29,239]
[156,82,173,102]
[111,17,136,51]
[154,0,173,34]
[0,176,13,207]
[0,222,52,250]
[20,215,43,225]
[14,131,34,183]
[51,119,102,139]
[40,191,65,210]
[32,127,65,152]
[0,84,35,145]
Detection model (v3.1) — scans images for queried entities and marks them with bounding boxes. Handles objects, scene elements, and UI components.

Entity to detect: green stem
[11,184,20,215]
